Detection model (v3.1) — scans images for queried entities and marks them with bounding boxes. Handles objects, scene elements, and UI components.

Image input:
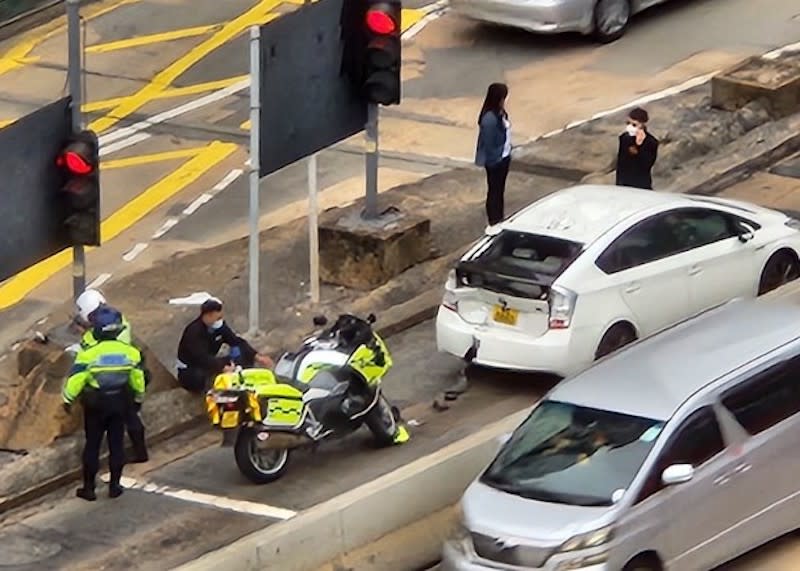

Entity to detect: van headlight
[558,525,614,552]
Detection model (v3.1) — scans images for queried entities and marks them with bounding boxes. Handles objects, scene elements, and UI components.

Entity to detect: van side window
[721,356,800,435]
[634,407,724,504]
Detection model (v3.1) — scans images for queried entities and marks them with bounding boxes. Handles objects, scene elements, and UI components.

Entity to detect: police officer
[63,307,146,501]
[74,288,148,463]
[176,297,272,393]
[75,288,132,344]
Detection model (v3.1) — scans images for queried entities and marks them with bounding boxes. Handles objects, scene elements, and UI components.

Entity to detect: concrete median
[172,279,800,571]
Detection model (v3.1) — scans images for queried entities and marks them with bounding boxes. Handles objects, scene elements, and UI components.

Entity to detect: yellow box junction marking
[0,0,141,76]
[85,24,220,54]
[88,0,282,134]
[0,141,236,309]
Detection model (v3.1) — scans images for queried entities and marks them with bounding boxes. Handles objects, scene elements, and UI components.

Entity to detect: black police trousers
[82,405,126,489]
[125,406,148,461]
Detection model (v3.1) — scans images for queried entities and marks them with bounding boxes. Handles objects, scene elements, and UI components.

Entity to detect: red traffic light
[57,150,93,175]
[366,10,396,34]
[56,139,96,175]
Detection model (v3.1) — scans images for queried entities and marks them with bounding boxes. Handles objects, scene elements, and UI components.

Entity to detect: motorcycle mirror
[313,315,328,327]
[367,313,376,324]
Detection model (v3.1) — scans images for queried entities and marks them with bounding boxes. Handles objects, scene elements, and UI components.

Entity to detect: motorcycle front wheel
[234,429,291,484]
[365,394,398,447]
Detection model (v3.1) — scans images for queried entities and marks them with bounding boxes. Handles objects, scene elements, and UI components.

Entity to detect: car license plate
[493,305,519,326]
[221,410,239,428]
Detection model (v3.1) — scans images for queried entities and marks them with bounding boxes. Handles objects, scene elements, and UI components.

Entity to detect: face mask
[210,319,224,330]
[625,124,639,137]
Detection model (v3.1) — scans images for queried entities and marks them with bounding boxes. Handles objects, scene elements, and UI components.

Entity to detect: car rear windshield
[456,231,583,298]
[481,400,664,507]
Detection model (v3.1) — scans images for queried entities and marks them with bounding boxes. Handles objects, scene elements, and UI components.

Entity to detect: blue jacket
[475,111,508,168]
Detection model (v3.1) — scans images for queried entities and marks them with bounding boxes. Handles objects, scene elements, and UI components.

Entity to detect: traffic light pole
[66,0,86,301]
[247,25,262,335]
[364,103,379,219]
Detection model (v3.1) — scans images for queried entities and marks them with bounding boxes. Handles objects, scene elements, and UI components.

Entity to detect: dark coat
[177,317,258,374]
[615,131,659,190]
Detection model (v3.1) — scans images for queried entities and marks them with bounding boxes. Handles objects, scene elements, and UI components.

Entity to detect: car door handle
[688,265,702,276]
[624,284,641,294]
[713,474,730,486]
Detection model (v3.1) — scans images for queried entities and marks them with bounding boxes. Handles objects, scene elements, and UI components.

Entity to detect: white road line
[88,273,113,289]
[532,71,717,144]
[212,168,244,192]
[99,132,152,158]
[99,474,297,520]
[152,218,179,239]
[763,41,800,60]
[183,193,214,216]
[122,243,149,262]
[97,79,250,151]
[403,1,448,40]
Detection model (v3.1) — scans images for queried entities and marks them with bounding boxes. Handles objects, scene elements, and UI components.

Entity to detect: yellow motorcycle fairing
[208,369,305,427]
[347,334,393,386]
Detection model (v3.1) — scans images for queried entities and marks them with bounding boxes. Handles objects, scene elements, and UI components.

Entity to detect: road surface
[1,0,799,349]
[0,319,553,569]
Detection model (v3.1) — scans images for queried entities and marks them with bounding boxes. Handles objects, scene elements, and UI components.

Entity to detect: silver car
[449,0,673,43]
[442,297,800,570]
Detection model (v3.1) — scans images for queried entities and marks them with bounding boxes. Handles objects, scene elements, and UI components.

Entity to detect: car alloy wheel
[594,0,631,42]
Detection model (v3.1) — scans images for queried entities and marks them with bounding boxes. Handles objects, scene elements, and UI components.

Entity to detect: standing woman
[475,82,511,231]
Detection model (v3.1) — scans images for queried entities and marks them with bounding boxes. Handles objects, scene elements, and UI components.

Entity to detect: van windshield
[482,400,664,507]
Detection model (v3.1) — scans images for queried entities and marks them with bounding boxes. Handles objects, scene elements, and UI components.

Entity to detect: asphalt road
[0,319,553,570]
[2,0,800,348]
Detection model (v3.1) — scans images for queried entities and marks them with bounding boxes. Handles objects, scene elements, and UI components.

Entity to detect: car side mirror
[735,222,754,243]
[312,315,328,327]
[367,313,376,324]
[661,463,694,486]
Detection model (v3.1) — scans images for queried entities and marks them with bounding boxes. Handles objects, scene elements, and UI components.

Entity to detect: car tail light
[548,286,577,329]
[442,270,459,311]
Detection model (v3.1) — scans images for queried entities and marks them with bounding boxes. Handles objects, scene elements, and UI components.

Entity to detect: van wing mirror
[661,463,694,486]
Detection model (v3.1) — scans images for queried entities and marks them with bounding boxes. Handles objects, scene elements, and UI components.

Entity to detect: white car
[436,184,800,377]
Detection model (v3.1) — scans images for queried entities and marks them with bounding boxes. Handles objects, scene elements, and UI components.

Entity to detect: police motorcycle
[205,313,410,484]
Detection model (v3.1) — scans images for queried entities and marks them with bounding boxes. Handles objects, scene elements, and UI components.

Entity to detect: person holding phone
[615,107,659,190]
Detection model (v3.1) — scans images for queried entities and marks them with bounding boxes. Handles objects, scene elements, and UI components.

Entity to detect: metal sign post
[307,153,320,303]
[247,25,262,335]
[66,0,85,300]
[304,0,320,304]
[364,103,379,219]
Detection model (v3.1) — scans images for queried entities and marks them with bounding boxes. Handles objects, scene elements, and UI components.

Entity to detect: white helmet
[76,288,107,322]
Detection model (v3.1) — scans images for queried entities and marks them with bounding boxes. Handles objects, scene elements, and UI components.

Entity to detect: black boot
[109,468,124,498]
[128,429,149,463]
[75,482,97,502]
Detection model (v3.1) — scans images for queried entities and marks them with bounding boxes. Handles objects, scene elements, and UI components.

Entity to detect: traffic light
[56,129,100,247]
[362,0,402,105]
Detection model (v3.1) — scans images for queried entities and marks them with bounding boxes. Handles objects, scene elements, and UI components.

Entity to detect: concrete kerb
[174,280,800,571]
[173,408,532,571]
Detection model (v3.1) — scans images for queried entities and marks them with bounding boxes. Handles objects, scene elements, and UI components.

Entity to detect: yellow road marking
[0,0,140,76]
[89,0,282,134]
[102,147,211,169]
[240,119,251,130]
[82,75,248,113]
[0,141,237,309]
[0,119,13,129]
[401,8,425,31]
[85,24,220,54]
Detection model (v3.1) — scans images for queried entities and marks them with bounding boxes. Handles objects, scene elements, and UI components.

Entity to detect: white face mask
[211,319,224,330]
[625,124,639,137]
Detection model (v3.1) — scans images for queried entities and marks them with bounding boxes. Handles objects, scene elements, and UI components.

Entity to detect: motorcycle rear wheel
[234,429,291,484]
[365,395,398,447]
